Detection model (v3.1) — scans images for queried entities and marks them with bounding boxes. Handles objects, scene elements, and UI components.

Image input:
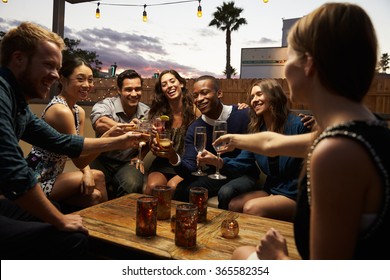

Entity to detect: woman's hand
[256,228,289,260]
[212,133,239,153]
[149,137,174,158]
[80,169,95,195]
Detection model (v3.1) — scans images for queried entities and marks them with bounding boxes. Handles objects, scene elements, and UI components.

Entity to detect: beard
[19,78,39,101]
[19,62,56,101]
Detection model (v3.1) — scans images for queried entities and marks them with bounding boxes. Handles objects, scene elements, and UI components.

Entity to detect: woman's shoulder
[75,104,85,117]
[311,126,379,173]
[45,101,72,117]
[44,98,74,124]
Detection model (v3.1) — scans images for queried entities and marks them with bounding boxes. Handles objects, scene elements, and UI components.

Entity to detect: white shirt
[201,104,233,126]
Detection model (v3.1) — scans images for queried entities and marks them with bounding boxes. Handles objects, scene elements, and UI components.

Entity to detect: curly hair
[148,69,196,129]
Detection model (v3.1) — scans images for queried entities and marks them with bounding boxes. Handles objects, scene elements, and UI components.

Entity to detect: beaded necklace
[306,120,389,208]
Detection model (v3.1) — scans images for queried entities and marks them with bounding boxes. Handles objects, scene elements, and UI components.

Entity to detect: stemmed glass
[192,126,207,176]
[209,121,227,180]
[131,119,151,172]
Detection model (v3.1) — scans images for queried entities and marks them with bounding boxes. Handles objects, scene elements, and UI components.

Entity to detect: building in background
[240,47,287,79]
[281,17,300,47]
[240,17,300,79]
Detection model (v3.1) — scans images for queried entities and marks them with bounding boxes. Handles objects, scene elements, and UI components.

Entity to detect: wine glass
[191,126,207,176]
[131,119,151,171]
[209,121,227,180]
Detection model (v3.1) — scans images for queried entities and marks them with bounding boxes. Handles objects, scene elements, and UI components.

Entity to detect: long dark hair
[149,69,196,129]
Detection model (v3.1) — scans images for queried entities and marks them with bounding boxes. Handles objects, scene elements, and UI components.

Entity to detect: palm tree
[209,1,247,79]
[223,66,238,77]
[378,53,389,73]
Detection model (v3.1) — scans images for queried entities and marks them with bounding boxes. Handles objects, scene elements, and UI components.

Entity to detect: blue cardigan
[222,113,310,200]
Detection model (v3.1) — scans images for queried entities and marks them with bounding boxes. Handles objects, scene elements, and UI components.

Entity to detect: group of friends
[1,2,389,260]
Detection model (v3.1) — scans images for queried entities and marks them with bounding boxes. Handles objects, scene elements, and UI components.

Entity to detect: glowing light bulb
[197,6,202,18]
[2,0,8,3]
[95,2,100,19]
[143,5,147,22]
[263,0,269,3]
[143,11,147,22]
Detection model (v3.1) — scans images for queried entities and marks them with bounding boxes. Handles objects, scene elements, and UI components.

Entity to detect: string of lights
[94,0,203,21]
[1,0,269,21]
[0,0,270,6]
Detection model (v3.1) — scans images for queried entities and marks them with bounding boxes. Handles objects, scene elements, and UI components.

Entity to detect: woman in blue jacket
[200,79,311,221]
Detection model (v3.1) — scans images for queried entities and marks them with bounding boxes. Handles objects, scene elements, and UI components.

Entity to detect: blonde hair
[288,3,378,102]
[1,22,65,66]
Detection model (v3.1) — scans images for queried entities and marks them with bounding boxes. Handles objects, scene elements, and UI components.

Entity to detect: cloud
[246,37,279,45]
[0,19,221,78]
[0,18,24,31]
[64,26,216,78]
[197,28,218,37]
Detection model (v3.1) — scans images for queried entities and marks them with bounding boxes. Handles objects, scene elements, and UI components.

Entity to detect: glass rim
[158,131,171,135]
[176,203,197,211]
[152,185,172,191]
[189,186,208,193]
[137,195,158,202]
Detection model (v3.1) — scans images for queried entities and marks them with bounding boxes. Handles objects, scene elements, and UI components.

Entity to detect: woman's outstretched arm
[214,131,316,158]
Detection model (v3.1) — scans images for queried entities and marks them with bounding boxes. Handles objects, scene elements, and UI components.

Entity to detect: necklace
[306,120,389,206]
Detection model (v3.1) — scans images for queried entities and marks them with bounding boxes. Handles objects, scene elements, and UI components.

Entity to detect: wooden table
[76,193,300,260]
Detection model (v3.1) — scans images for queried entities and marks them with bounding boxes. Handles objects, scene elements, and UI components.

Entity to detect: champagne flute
[209,121,227,180]
[191,126,207,176]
